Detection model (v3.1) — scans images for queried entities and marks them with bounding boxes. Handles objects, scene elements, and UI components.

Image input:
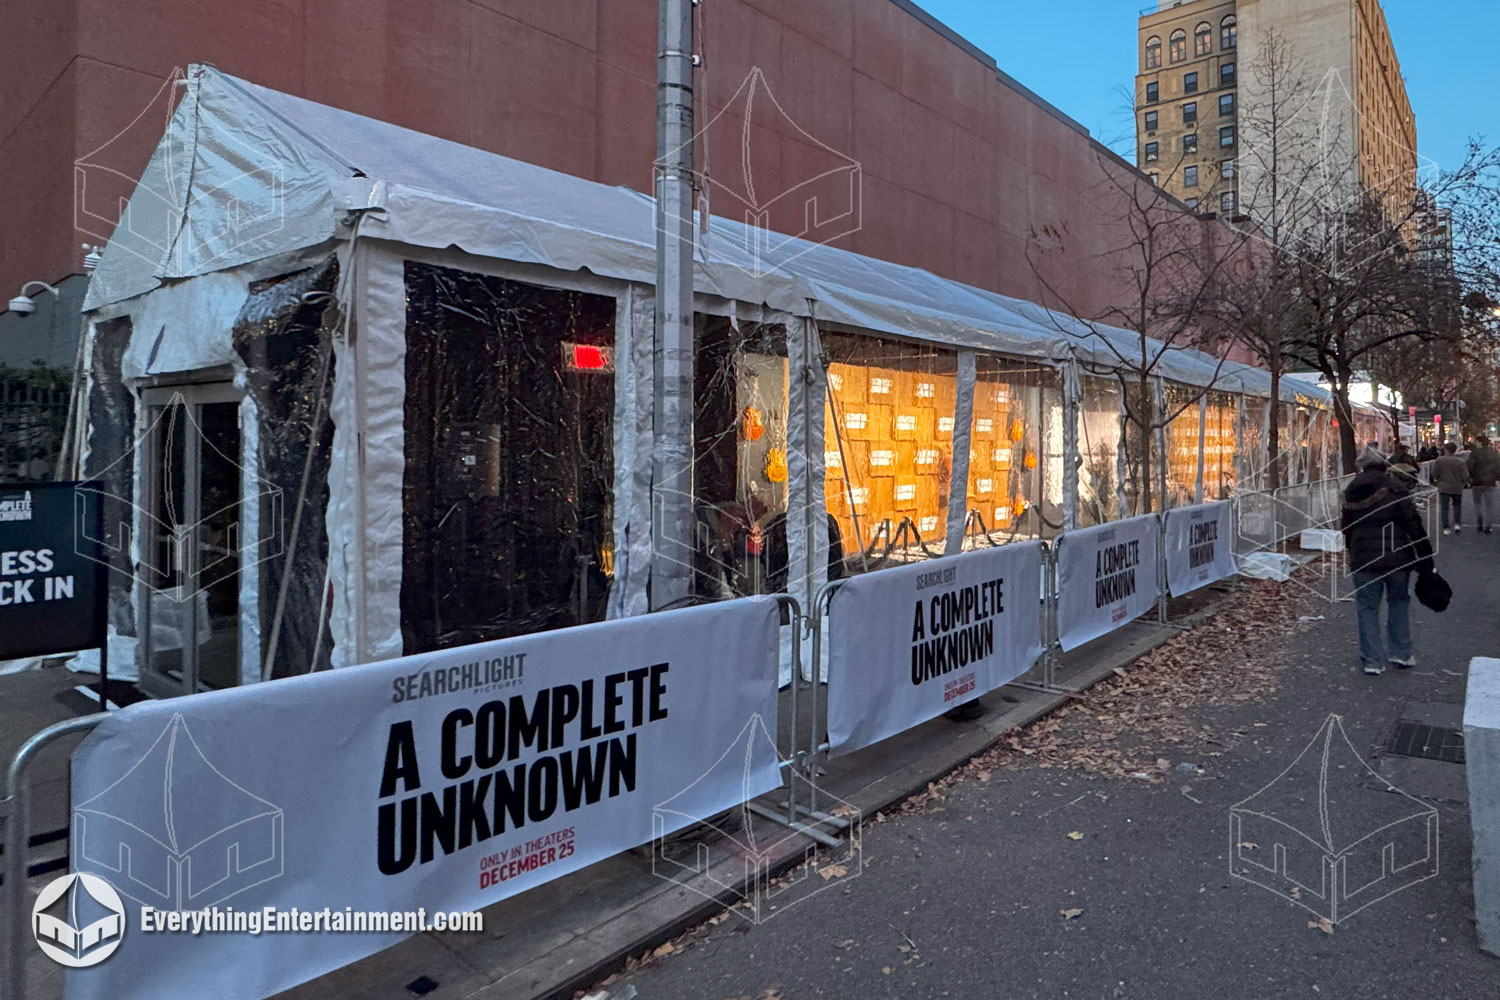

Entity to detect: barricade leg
[746,594,846,849]
[4,715,105,1000]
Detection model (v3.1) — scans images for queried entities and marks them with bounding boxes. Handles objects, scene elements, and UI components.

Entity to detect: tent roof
[87,64,1359,409]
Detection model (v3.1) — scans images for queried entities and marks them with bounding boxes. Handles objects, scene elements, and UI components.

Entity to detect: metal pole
[651,0,697,610]
[4,715,106,1000]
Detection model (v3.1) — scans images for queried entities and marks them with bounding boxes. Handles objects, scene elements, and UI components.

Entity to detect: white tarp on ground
[85,65,1344,409]
[826,542,1044,756]
[1055,514,1161,652]
[67,597,782,1000]
[1163,501,1237,597]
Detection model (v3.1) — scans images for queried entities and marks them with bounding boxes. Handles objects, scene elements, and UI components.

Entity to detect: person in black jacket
[1341,446,1434,675]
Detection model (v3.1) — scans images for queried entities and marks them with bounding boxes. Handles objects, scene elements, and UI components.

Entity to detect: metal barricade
[3,714,105,1000]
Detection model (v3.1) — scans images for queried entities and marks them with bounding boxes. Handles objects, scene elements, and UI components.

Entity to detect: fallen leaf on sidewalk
[829,804,859,818]
[1307,918,1334,934]
[1066,831,1084,841]
[881,966,893,974]
[1061,908,1084,919]
[818,865,849,880]
[1238,842,1259,850]
[651,941,681,958]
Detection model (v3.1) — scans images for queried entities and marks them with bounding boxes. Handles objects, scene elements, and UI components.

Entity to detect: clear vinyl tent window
[1077,376,1124,526]
[962,359,1058,545]
[400,262,615,653]
[1163,381,1205,509]
[822,331,957,573]
[1205,391,1238,499]
[1238,395,1268,492]
[691,315,794,600]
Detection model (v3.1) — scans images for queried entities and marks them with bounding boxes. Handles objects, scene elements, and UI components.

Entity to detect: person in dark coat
[1466,435,1500,533]
[1341,446,1434,675]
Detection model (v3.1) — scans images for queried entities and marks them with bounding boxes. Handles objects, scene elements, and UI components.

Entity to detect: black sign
[0,481,107,659]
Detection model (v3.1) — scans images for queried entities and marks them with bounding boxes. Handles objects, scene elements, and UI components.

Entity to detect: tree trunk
[1267,370,1282,491]
[1138,374,1153,515]
[1332,388,1358,475]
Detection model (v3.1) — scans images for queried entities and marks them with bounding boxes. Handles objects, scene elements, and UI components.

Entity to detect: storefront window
[823,332,957,572]
[401,262,616,652]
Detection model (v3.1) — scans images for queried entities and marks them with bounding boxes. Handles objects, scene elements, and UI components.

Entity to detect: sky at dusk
[912,0,1498,173]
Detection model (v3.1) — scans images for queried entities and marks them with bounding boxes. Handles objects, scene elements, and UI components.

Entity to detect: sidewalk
[598,535,1500,998]
[3,580,1226,999]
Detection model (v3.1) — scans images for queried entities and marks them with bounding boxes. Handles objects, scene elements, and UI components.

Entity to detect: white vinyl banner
[1163,501,1236,597]
[65,598,782,1000]
[826,542,1044,756]
[1055,515,1161,652]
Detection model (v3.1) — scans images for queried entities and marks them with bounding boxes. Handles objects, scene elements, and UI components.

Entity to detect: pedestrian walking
[1466,435,1500,533]
[1341,446,1434,675]
[1432,441,1471,534]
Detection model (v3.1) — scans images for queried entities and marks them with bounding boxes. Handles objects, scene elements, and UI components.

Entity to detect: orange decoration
[1011,495,1029,519]
[742,405,765,441]
[763,447,788,483]
[1023,450,1038,470]
[1008,418,1026,442]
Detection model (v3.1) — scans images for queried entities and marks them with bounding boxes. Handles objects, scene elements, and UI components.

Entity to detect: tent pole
[651,0,696,609]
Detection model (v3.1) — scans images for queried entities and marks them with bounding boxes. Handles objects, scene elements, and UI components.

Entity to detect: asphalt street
[602,531,1500,1000]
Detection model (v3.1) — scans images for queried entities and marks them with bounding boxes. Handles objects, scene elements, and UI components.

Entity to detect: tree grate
[1383,721,1465,764]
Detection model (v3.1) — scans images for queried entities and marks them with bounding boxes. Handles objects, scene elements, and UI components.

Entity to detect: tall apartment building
[1135,0,1242,214]
[1135,0,1416,222]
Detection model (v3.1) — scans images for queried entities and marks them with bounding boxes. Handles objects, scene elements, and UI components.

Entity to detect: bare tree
[1027,148,1243,515]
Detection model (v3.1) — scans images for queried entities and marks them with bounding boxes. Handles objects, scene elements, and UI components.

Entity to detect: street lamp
[7,280,61,317]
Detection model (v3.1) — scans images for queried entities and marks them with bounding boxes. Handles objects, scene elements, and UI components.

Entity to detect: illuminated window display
[822,332,957,570]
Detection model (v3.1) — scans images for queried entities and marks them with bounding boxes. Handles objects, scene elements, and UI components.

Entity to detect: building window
[1145,110,1159,132]
[1184,71,1199,94]
[1146,81,1159,103]
[1149,172,1160,186]
[1183,132,1198,153]
[1221,192,1236,214]
[1220,93,1235,116]
[1220,159,1234,179]
[1220,125,1235,147]
[1145,141,1159,162]
[1183,101,1197,125]
[1185,197,1199,210]
[1169,29,1187,64]
[1195,22,1212,56]
[1221,15,1237,49]
[1221,62,1236,86]
[1184,165,1199,188]
[1146,35,1162,69]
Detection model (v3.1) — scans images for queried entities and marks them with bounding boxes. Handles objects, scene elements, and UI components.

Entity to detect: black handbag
[1415,568,1452,612]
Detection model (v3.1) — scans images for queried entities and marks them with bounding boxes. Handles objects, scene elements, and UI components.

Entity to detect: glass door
[139,384,244,696]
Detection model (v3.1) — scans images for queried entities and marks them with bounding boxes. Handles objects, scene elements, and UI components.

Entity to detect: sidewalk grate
[1383,721,1465,764]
